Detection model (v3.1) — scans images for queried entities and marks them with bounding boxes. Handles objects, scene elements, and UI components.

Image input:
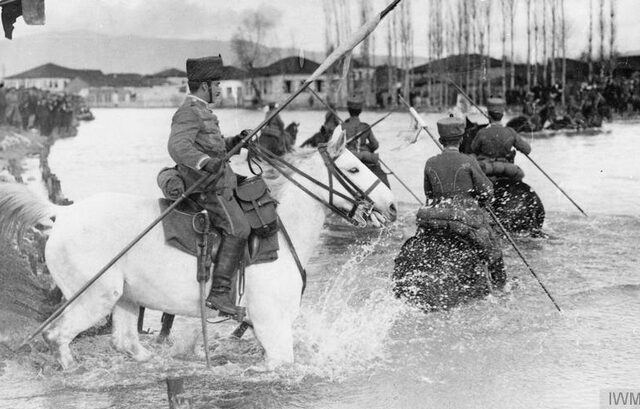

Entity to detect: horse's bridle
[247,142,382,227]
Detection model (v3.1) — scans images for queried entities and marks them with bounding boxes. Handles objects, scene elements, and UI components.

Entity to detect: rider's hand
[202,157,223,174]
[240,129,253,138]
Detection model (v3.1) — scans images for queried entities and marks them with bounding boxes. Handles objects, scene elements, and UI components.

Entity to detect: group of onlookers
[0,83,80,137]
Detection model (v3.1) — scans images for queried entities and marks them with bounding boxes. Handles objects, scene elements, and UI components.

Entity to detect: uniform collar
[187,94,209,106]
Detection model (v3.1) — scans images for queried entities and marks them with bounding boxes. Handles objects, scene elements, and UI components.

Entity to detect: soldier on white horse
[0,127,396,371]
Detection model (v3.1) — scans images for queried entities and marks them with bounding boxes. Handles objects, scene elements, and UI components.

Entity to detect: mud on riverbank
[0,125,72,372]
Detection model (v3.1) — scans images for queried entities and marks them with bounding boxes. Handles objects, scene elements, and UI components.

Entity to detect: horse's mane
[258,147,318,199]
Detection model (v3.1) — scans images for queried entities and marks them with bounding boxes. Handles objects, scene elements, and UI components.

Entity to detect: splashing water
[294,228,408,380]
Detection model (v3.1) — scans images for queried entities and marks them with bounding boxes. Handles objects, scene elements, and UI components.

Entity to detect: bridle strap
[248,145,360,225]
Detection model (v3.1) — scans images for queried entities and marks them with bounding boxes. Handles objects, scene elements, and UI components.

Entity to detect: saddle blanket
[158,199,278,265]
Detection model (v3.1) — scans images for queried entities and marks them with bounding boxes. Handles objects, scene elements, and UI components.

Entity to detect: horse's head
[285,122,300,139]
[315,128,397,225]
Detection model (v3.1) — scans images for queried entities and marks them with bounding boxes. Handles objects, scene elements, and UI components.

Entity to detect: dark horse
[393,226,505,312]
[491,178,545,235]
[256,122,300,156]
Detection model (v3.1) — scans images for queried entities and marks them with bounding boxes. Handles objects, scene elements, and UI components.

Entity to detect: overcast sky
[12,0,640,61]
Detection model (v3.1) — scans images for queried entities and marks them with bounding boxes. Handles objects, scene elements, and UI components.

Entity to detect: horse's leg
[250,303,295,369]
[43,287,122,370]
[112,298,153,362]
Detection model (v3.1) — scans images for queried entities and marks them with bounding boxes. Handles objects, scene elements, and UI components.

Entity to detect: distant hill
[0,31,323,76]
[0,31,427,77]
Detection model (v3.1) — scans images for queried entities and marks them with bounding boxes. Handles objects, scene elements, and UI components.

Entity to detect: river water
[3,108,639,408]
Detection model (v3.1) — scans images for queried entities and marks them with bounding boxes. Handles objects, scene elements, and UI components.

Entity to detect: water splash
[294,228,408,380]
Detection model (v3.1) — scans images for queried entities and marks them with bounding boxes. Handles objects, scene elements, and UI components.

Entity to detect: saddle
[416,199,497,261]
[157,175,280,266]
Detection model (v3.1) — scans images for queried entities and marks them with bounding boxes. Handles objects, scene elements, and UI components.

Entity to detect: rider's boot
[205,235,246,316]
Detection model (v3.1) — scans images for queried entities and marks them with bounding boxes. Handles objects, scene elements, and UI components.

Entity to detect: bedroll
[416,201,494,259]
[476,159,525,181]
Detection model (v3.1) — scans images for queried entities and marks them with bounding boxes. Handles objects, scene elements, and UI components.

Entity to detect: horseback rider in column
[471,98,531,181]
[342,94,390,187]
[258,101,289,156]
[167,55,251,316]
[423,117,505,282]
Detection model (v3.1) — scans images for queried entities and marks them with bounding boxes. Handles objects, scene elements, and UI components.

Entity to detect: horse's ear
[327,126,347,157]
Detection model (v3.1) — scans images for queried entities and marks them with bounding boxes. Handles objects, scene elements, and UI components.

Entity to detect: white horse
[0,130,396,370]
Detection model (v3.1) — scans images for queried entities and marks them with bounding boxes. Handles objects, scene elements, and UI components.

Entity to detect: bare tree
[526,0,532,89]
[599,0,605,78]
[398,0,414,103]
[610,0,616,75]
[542,0,548,86]
[485,0,492,99]
[561,0,566,105]
[588,0,593,82]
[231,7,280,104]
[509,0,517,90]
[501,0,507,97]
[551,0,557,86]
[533,0,538,86]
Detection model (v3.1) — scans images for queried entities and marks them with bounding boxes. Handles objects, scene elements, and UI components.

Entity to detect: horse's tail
[0,182,59,241]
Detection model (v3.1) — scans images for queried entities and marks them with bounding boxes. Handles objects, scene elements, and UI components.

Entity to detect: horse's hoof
[156,334,173,345]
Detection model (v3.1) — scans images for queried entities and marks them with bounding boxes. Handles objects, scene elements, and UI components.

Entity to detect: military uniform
[168,95,250,239]
[423,149,493,203]
[343,95,389,186]
[167,55,249,316]
[423,117,504,281]
[258,102,287,156]
[344,116,379,153]
[471,98,531,162]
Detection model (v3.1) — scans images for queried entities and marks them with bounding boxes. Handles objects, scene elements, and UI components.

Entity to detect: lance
[398,94,562,312]
[446,78,587,217]
[307,88,421,204]
[14,0,404,352]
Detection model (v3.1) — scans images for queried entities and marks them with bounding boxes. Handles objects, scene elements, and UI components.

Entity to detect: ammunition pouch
[235,176,279,237]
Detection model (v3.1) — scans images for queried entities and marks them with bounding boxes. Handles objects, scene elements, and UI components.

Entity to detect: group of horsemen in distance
[160,55,532,317]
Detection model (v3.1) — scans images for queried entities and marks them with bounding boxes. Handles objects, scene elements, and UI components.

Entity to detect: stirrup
[205,294,246,322]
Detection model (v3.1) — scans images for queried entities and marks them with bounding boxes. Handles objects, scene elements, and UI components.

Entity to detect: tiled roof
[6,63,103,79]
[255,57,320,76]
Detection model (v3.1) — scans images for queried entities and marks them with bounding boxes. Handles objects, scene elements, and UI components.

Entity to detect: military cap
[186,55,224,82]
[347,94,364,110]
[486,97,506,114]
[437,116,466,142]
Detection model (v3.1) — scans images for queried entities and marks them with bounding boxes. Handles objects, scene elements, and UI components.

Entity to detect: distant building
[243,57,328,108]
[218,66,246,108]
[3,63,102,91]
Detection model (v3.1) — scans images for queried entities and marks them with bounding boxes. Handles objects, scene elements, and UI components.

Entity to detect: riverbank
[0,125,72,370]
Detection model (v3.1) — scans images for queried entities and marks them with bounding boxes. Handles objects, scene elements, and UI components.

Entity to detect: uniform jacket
[423,149,493,202]
[168,96,241,193]
[343,116,379,153]
[471,123,531,160]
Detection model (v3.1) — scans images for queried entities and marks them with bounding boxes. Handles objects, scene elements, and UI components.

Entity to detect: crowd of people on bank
[0,83,80,137]
[504,77,640,131]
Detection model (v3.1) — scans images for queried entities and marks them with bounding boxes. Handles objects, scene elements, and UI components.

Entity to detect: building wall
[4,77,70,91]
[219,79,244,108]
[242,74,327,108]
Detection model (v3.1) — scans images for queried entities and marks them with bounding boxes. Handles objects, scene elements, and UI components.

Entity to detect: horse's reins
[247,143,381,227]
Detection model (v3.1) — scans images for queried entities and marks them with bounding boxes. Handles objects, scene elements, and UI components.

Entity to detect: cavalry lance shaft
[14,0,404,352]
[398,95,443,150]
[307,87,421,204]
[398,95,562,312]
[445,77,587,217]
[308,87,393,146]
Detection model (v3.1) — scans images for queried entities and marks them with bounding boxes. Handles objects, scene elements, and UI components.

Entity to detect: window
[227,87,232,97]
[284,80,292,93]
[316,80,323,92]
